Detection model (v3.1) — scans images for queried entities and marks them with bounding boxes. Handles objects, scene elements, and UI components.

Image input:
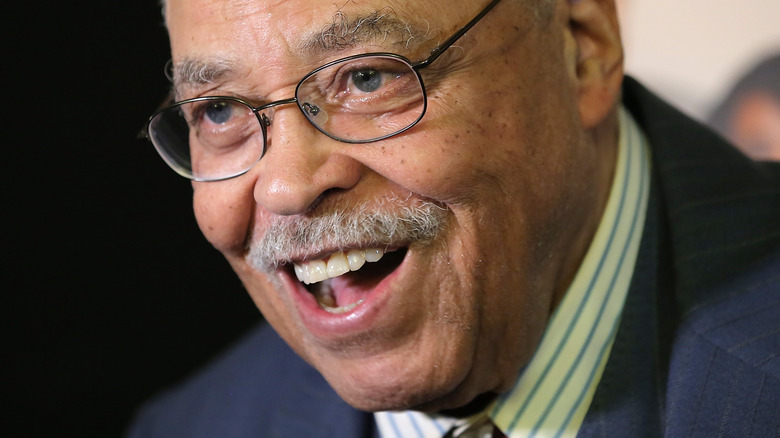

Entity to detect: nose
[252,106,363,215]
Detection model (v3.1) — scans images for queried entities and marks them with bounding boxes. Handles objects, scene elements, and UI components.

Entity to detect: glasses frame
[142,0,503,181]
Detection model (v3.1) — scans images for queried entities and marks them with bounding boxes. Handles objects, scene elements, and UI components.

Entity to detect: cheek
[359,121,501,206]
[366,79,562,206]
[192,182,254,254]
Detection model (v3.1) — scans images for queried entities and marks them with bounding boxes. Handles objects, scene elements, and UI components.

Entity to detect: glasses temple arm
[413,0,502,69]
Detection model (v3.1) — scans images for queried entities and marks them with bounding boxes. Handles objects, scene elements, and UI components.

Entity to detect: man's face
[166,0,609,412]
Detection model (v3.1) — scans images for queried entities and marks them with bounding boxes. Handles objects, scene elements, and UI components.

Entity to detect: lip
[279,248,409,343]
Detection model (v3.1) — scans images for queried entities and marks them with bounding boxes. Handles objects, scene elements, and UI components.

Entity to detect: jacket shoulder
[665,251,780,437]
[126,323,367,438]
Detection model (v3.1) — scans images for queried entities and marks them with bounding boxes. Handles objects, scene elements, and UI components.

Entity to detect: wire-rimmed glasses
[141,0,502,181]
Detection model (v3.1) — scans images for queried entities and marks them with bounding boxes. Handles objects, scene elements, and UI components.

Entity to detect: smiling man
[129,0,780,437]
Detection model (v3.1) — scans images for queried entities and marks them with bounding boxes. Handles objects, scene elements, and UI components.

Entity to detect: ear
[567,0,624,129]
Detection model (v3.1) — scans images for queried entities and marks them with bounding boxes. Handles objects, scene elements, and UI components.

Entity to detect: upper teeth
[293,248,384,285]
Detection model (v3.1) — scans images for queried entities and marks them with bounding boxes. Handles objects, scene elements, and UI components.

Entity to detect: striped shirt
[375,107,652,438]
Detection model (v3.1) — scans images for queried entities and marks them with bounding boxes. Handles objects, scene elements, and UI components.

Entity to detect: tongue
[329,275,374,308]
[327,250,403,307]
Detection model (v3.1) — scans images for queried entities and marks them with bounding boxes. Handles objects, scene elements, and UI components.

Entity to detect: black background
[8,3,261,436]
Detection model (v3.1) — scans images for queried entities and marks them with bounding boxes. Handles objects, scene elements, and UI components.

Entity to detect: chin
[319,354,476,412]
[298,323,505,413]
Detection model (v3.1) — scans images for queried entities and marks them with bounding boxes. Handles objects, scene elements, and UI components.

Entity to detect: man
[130,0,780,436]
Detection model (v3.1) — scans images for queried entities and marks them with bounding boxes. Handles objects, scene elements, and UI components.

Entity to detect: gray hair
[247,198,448,272]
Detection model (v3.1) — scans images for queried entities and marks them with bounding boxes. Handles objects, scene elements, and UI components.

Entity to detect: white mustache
[247,199,447,272]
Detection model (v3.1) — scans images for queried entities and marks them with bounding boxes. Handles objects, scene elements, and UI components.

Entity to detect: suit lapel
[621,77,780,296]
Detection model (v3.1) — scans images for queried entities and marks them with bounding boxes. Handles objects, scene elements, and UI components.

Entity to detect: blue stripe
[407,413,425,438]
[500,123,634,434]
[387,414,403,438]
[548,132,648,437]
[553,308,623,438]
[432,418,447,434]
[553,137,649,437]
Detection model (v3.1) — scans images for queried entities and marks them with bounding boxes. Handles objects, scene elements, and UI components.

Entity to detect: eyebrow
[171,58,237,98]
[170,7,433,97]
[301,7,431,54]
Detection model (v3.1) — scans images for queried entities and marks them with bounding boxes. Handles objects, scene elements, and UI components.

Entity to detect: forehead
[173,0,437,45]
[165,0,456,93]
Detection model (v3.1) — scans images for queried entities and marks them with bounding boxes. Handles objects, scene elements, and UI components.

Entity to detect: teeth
[347,249,366,271]
[317,291,336,308]
[323,298,365,314]
[293,248,385,285]
[326,252,350,278]
[308,260,328,284]
[365,248,384,262]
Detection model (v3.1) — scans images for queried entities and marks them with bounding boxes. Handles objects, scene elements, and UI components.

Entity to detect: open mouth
[291,247,408,314]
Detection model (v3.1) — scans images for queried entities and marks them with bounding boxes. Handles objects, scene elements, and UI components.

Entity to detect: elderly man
[130,0,780,436]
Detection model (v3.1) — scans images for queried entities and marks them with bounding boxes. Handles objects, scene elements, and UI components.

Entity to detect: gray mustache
[247,199,447,272]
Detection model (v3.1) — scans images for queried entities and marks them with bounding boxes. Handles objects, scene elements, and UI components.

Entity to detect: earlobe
[567,0,623,129]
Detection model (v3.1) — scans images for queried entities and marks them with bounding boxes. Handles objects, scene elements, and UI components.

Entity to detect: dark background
[8,3,261,436]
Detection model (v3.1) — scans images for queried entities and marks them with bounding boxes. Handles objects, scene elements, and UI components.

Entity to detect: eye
[303,57,411,101]
[177,99,258,152]
[296,55,424,124]
[350,69,383,93]
[203,101,234,124]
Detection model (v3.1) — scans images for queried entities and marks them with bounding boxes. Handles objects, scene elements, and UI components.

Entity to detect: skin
[730,93,780,161]
[165,0,624,413]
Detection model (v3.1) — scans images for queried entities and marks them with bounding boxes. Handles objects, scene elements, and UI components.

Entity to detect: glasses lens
[296,55,426,142]
[147,98,264,181]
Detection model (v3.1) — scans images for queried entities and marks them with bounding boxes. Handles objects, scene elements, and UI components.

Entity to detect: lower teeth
[308,272,367,313]
[320,298,365,314]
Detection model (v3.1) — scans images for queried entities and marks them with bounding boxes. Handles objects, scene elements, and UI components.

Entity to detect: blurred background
[6,1,779,437]
[618,0,780,160]
[7,3,260,437]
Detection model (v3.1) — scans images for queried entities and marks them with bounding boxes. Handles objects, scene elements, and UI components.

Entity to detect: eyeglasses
[141,0,503,181]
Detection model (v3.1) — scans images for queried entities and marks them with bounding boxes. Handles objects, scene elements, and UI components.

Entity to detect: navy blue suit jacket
[127,78,780,437]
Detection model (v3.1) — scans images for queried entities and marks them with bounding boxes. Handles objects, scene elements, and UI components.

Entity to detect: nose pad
[259,112,271,129]
[301,102,329,126]
[253,106,361,216]
[261,103,327,132]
